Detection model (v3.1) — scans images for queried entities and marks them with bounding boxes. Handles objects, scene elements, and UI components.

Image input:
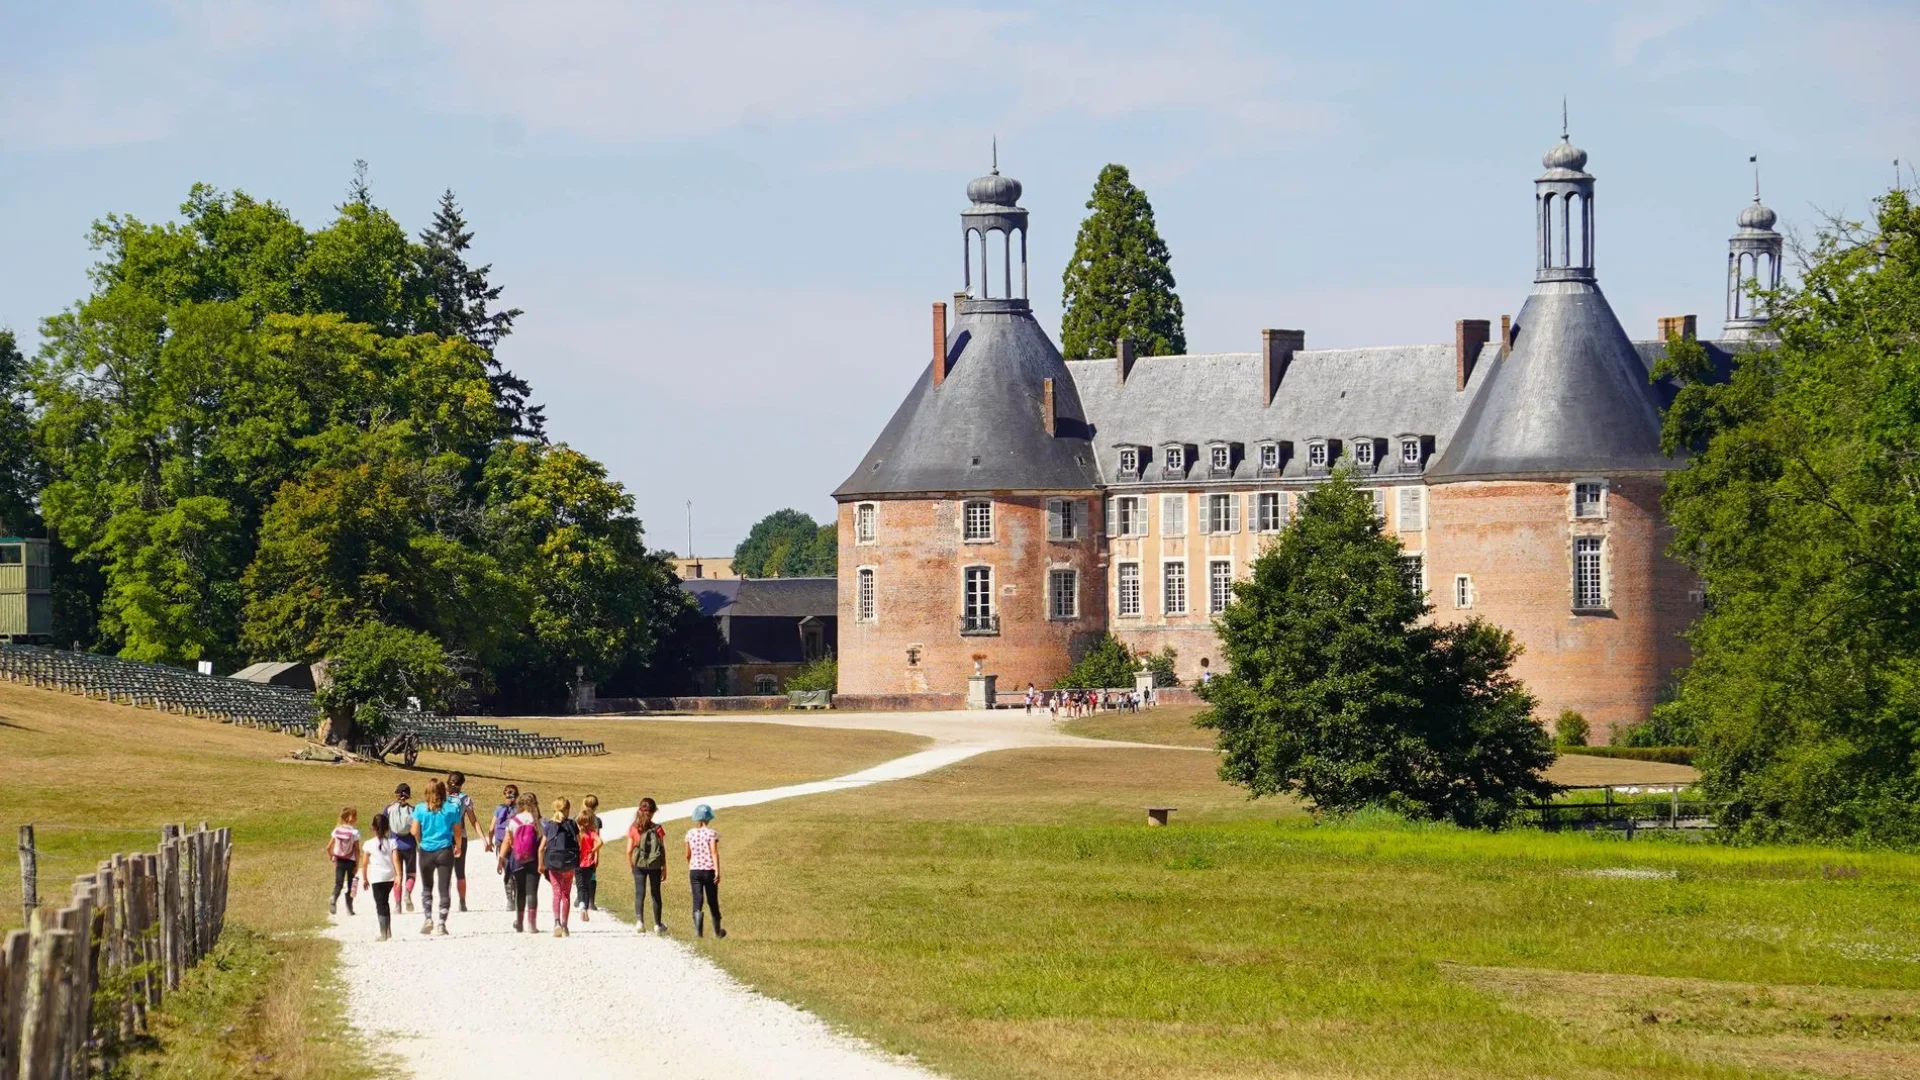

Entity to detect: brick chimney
[1261,329,1305,406]
[1041,378,1056,435]
[1455,318,1491,391]
[1499,314,1512,358]
[1116,337,1136,384]
[1657,314,1698,341]
[931,301,949,386]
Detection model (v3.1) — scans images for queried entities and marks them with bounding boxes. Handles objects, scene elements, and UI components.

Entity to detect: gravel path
[324,711,1180,1078]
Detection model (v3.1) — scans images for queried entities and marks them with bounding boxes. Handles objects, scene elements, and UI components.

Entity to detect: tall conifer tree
[416,190,543,437]
[1060,164,1186,360]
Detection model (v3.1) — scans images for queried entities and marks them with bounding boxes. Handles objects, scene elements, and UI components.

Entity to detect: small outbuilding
[680,577,836,696]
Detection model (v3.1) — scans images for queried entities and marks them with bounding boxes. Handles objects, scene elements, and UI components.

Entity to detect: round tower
[1724,158,1782,341]
[1423,124,1696,741]
[833,162,1106,702]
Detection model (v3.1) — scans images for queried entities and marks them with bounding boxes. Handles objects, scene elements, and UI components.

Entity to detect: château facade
[833,130,1783,740]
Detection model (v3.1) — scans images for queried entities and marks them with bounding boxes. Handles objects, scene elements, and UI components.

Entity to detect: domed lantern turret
[962,140,1030,308]
[1536,103,1595,282]
[1725,156,1782,341]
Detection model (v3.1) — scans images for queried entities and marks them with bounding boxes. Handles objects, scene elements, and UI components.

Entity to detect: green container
[0,538,53,638]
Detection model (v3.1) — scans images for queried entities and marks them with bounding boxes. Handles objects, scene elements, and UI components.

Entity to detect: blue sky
[3,1,1915,555]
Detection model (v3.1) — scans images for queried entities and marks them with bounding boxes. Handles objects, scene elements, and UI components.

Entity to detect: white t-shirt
[364,836,399,884]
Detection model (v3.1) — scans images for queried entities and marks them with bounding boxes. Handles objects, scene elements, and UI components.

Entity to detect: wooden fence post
[2,929,28,1080]
[18,923,70,1080]
[17,824,35,929]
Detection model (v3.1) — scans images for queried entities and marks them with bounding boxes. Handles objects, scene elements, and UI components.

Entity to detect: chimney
[1499,314,1512,358]
[1116,337,1136,384]
[1657,314,1698,341]
[1041,378,1057,436]
[931,301,949,386]
[1455,318,1491,391]
[1261,328,1305,406]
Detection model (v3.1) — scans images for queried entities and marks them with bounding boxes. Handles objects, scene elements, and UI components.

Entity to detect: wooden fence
[2,823,232,1079]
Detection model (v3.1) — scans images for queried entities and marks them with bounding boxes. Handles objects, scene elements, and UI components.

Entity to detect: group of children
[327,772,726,941]
[1023,685,1148,718]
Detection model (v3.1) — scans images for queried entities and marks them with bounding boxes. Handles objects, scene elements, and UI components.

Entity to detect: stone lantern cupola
[1536,105,1596,283]
[1725,157,1783,341]
[962,142,1030,308]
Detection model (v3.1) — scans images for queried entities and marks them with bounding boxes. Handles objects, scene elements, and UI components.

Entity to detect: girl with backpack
[410,779,466,936]
[539,796,581,938]
[574,807,601,921]
[358,811,400,940]
[383,784,418,913]
[686,804,725,939]
[497,791,543,933]
[326,807,361,916]
[490,783,520,903]
[627,797,667,934]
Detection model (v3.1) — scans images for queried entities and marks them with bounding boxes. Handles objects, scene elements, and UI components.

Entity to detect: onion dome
[1736,198,1777,231]
[967,168,1022,208]
[1542,136,1588,172]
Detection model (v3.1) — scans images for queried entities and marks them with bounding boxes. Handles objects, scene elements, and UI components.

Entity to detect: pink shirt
[685,826,718,871]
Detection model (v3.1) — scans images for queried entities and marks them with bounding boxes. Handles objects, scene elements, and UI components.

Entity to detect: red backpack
[509,817,540,867]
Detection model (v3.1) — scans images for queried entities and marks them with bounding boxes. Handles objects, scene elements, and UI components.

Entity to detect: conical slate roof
[834,303,1101,498]
[1425,280,1676,481]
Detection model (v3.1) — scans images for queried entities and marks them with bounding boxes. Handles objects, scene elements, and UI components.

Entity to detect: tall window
[1163,446,1185,474]
[1454,573,1472,609]
[1117,562,1142,617]
[964,565,994,629]
[1574,537,1604,609]
[1205,493,1239,534]
[1365,488,1385,518]
[856,567,876,622]
[1118,447,1139,477]
[1574,481,1605,519]
[1401,438,1422,465]
[1399,553,1425,595]
[1210,444,1231,471]
[1308,441,1328,468]
[1049,569,1078,620]
[1208,560,1233,613]
[1163,562,1187,616]
[1255,491,1285,533]
[1160,494,1186,537]
[1115,496,1147,537]
[855,503,876,543]
[1047,498,1079,541]
[1353,440,1375,467]
[963,499,993,541]
[1259,442,1280,470]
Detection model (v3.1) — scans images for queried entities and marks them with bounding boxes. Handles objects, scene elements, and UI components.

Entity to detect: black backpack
[544,818,580,871]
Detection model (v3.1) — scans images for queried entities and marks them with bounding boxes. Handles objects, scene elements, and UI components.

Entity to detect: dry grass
[1546,754,1701,787]
[0,683,924,1078]
[1062,704,1220,748]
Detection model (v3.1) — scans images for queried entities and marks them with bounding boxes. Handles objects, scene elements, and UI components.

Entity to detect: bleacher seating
[0,644,604,757]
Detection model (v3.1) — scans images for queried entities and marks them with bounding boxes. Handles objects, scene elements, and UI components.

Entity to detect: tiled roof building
[834,129,1771,740]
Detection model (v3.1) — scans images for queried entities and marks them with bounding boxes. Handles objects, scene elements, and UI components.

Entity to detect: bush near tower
[1059,164,1186,360]
[1199,471,1556,826]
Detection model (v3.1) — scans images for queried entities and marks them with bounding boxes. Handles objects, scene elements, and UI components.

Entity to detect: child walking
[490,784,520,903]
[327,807,361,916]
[627,797,667,934]
[383,784,418,913]
[359,812,399,940]
[497,792,543,933]
[686,804,725,939]
[540,796,581,938]
[575,808,601,922]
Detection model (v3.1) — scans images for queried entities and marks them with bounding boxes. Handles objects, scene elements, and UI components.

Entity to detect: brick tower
[833,160,1106,699]
[1423,121,1696,741]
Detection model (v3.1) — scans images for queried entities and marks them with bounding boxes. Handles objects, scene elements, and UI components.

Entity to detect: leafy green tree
[1060,164,1186,361]
[1199,472,1555,826]
[1054,633,1140,688]
[315,620,459,745]
[786,655,837,693]
[733,509,835,577]
[1653,188,1920,844]
[1141,645,1181,687]
[0,331,44,536]
[1554,710,1590,747]
[415,190,541,437]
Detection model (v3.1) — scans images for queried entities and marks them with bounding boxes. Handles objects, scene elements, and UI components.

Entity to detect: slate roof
[1070,344,1497,484]
[833,305,1102,498]
[681,577,838,619]
[1427,281,1678,481]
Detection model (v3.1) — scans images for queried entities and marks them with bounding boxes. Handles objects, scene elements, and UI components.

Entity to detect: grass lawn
[708,746,1920,1080]
[1063,703,1219,747]
[0,682,926,1078]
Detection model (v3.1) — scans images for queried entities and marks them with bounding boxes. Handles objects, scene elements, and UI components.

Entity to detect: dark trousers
[509,865,541,922]
[396,845,418,895]
[633,866,663,925]
[419,847,455,920]
[372,880,394,932]
[689,869,721,930]
[451,846,467,880]
[331,857,356,905]
[577,864,598,909]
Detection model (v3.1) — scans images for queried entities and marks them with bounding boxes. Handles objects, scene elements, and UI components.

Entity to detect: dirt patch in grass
[1456,964,1920,1080]
[1062,704,1219,749]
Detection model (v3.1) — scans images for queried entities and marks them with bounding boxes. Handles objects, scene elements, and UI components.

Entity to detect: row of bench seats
[0,644,604,757]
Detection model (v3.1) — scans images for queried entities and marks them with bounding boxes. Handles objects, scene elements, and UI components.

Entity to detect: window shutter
[1198,497,1212,535]
[1398,486,1425,531]
[1046,499,1063,541]
[1104,496,1118,538]
[1134,497,1150,537]
[1072,499,1088,539]
[1230,494,1242,533]
[1161,494,1184,537]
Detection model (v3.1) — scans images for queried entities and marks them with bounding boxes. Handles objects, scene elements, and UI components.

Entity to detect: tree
[1554,710,1590,747]
[1054,633,1139,689]
[0,332,44,536]
[1060,164,1186,361]
[415,191,541,438]
[1199,472,1555,826]
[1652,188,1920,845]
[314,621,459,745]
[733,509,835,578]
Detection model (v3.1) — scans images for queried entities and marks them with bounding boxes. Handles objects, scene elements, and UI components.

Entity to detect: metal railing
[959,613,1000,635]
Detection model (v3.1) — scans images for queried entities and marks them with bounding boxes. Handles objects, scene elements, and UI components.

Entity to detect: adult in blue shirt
[410,778,466,935]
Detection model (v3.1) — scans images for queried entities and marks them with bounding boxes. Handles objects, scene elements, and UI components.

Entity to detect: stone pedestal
[966,674,998,710]
[1134,670,1157,698]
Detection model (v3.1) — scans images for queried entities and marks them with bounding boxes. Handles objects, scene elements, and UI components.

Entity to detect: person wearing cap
[685,804,725,939]
[382,783,418,913]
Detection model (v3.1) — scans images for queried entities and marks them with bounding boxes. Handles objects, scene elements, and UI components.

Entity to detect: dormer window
[1163,446,1185,474]
[1210,444,1230,472]
[1258,442,1280,471]
[1307,441,1328,468]
[1117,447,1139,478]
[1353,440,1375,468]
[1401,438,1421,465]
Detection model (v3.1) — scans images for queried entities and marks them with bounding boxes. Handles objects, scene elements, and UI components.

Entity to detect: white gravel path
[323,711,1185,1078]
